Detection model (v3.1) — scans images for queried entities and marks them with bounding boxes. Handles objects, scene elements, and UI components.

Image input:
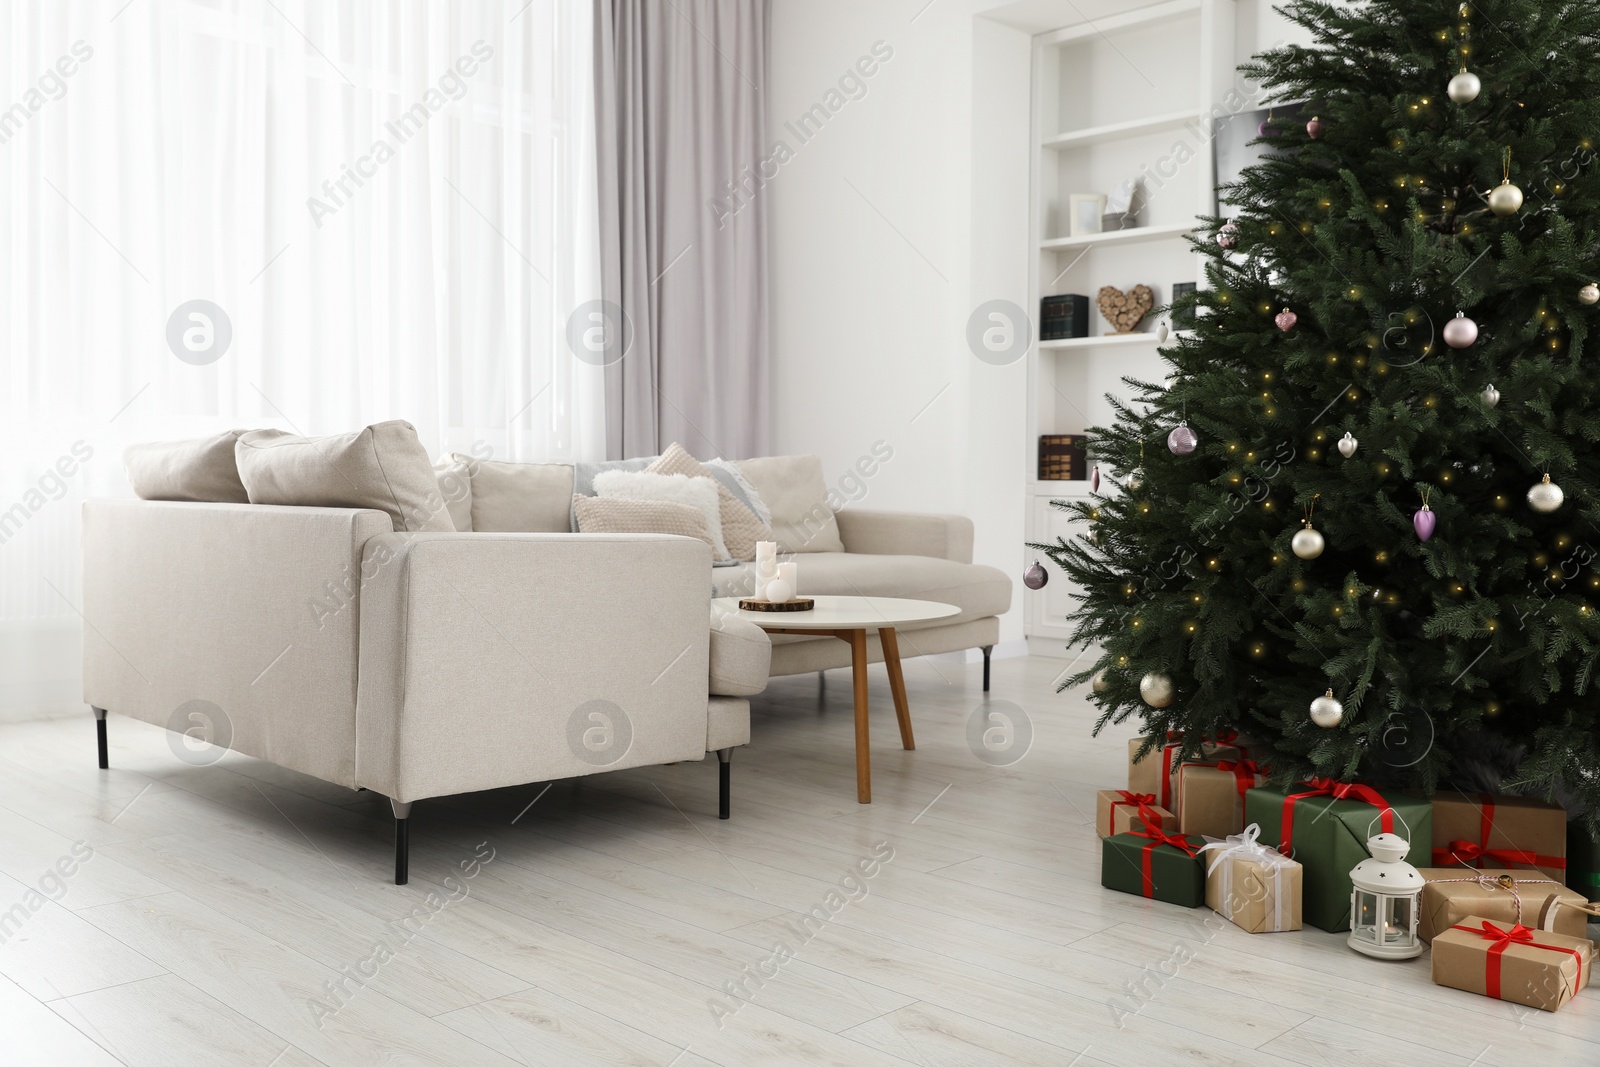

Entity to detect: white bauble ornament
[1488,180,1524,217]
[1291,523,1325,560]
[1442,311,1479,349]
[1447,69,1481,104]
[1092,670,1110,693]
[1310,688,1344,728]
[1580,283,1599,306]
[1481,383,1500,408]
[765,578,794,603]
[1139,672,1175,708]
[1337,432,1358,458]
[1156,320,1170,343]
[1527,475,1564,513]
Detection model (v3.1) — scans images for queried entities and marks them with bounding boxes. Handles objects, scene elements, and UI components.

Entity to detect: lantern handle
[1366,810,1413,845]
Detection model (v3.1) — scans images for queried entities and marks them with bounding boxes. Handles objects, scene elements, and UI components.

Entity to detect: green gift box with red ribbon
[1101,816,1206,908]
[1243,780,1432,933]
[1569,821,1600,904]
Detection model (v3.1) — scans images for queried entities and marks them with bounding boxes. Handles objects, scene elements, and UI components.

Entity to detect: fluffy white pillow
[592,470,730,560]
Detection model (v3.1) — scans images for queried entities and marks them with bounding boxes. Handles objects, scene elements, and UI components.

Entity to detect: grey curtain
[594,0,771,460]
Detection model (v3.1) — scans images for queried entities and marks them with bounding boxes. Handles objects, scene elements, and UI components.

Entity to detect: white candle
[754,541,777,599]
[777,561,798,598]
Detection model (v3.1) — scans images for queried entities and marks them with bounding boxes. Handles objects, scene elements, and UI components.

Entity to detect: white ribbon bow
[1196,822,1295,931]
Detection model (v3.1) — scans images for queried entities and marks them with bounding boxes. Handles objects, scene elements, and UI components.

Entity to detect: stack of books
[1040,294,1089,340]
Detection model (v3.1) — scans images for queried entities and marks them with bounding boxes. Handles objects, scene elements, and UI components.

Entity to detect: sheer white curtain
[0,0,604,716]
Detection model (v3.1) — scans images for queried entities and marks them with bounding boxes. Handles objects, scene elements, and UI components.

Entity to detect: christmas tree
[1038,0,1600,833]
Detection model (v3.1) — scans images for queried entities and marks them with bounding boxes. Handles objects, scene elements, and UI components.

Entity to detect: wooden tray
[738,597,815,612]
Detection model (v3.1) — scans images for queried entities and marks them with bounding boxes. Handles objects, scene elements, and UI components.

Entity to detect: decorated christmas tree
[1038,0,1600,835]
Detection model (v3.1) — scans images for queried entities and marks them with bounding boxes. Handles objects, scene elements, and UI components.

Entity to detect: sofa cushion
[235,421,452,533]
[125,430,251,503]
[432,453,475,532]
[709,608,771,696]
[467,458,574,533]
[570,456,656,530]
[705,457,772,525]
[647,443,771,562]
[712,552,1012,625]
[594,469,729,560]
[572,495,716,551]
[735,454,845,553]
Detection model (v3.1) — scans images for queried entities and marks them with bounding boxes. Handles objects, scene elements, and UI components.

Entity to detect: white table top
[714,594,959,631]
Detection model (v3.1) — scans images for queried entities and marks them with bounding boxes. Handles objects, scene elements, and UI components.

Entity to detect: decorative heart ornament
[1275,308,1298,332]
[1096,284,1155,334]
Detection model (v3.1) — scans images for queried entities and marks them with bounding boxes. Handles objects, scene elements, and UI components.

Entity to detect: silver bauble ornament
[1092,669,1110,694]
[1488,180,1524,216]
[1167,422,1198,456]
[1309,688,1344,728]
[1337,432,1358,458]
[1125,467,1145,490]
[1481,383,1500,408]
[1528,474,1565,513]
[1291,522,1325,560]
[1023,561,1048,590]
[1443,311,1479,349]
[1580,283,1599,306]
[1447,69,1481,104]
[1139,672,1175,708]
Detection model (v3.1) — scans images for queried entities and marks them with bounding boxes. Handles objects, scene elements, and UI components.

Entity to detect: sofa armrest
[82,499,393,787]
[355,532,713,802]
[833,509,975,564]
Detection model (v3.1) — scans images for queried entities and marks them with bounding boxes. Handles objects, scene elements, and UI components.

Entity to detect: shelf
[1039,223,1194,251]
[1042,110,1201,151]
[1039,332,1161,351]
[1036,0,1202,46]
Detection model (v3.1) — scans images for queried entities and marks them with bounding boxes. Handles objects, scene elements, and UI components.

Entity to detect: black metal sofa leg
[717,749,732,820]
[391,799,412,885]
[982,645,993,692]
[93,707,108,769]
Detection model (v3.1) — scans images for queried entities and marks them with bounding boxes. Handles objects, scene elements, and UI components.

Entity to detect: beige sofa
[81,499,769,884]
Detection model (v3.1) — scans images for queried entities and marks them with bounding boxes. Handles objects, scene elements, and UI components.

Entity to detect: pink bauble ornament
[1167,422,1198,456]
[1307,116,1324,139]
[1023,562,1048,590]
[1275,308,1298,332]
[1091,464,1101,493]
[1413,506,1436,542]
[1443,311,1479,349]
[1217,222,1238,249]
[1257,119,1272,137]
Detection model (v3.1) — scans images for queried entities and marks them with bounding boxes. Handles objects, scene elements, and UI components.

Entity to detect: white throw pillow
[735,454,845,553]
[593,469,729,560]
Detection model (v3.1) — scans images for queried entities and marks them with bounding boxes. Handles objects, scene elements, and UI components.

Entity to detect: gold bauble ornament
[1139,672,1175,708]
[1488,179,1523,216]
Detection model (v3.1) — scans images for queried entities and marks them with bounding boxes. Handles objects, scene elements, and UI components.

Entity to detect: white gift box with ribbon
[1198,823,1303,933]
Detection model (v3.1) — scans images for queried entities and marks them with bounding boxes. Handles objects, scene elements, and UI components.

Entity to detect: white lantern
[1348,829,1425,959]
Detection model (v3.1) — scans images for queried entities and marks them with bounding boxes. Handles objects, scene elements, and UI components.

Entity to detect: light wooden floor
[0,654,1596,1066]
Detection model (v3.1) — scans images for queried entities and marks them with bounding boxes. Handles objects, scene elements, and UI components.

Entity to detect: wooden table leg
[848,628,871,803]
[880,627,914,751]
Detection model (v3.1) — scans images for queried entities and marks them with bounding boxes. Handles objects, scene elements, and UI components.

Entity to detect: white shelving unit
[1024,0,1235,654]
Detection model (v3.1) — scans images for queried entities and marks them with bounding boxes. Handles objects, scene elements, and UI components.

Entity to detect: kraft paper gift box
[1095,789,1174,839]
[1569,821,1600,904]
[1198,824,1302,933]
[1416,868,1591,943]
[1431,916,1594,1012]
[1128,732,1258,816]
[1101,822,1206,908]
[1243,780,1432,933]
[1177,759,1265,840]
[1428,791,1567,881]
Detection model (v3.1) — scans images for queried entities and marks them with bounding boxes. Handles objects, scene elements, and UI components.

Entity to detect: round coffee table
[714,594,959,803]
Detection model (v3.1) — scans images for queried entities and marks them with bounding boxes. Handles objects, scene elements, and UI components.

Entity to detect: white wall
[766,0,1310,651]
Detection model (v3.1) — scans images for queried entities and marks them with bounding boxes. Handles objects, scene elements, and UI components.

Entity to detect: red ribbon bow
[1435,839,1567,872]
[1449,920,1587,1001]
[1278,777,1394,855]
[1211,759,1261,800]
[1129,812,1201,898]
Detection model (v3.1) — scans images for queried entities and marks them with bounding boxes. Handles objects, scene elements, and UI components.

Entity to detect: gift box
[1095,789,1174,839]
[1431,916,1593,1012]
[1127,732,1256,815]
[1178,759,1265,840]
[1243,780,1432,933]
[1198,824,1302,933]
[1428,791,1567,881]
[1568,821,1600,904]
[1101,820,1206,908]
[1416,868,1591,943]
